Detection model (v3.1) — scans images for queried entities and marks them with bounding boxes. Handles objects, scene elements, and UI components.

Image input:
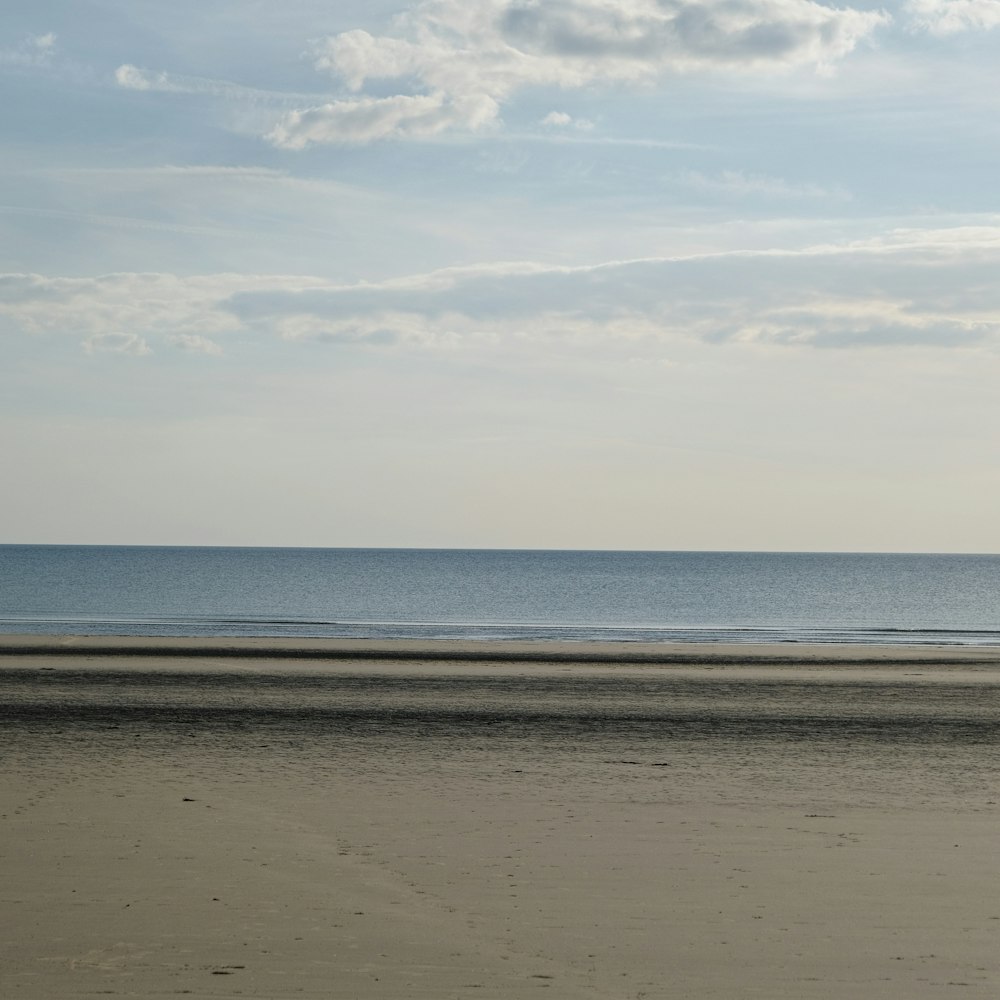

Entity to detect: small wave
[2,616,1000,646]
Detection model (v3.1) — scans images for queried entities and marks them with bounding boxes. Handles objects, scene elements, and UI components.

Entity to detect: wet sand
[2,637,999,998]
[6,632,1000,664]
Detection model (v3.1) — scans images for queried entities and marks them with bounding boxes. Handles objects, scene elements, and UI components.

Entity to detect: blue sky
[3,0,999,550]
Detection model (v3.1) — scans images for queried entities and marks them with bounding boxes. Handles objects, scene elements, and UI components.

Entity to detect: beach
[2,637,999,998]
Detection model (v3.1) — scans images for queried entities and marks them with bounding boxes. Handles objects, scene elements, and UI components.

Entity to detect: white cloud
[82,332,151,356]
[540,110,594,130]
[113,64,331,106]
[496,0,886,69]
[114,64,161,91]
[266,0,889,146]
[0,32,56,68]
[674,169,849,200]
[267,92,500,148]
[168,333,224,355]
[906,0,1000,33]
[6,225,1000,360]
[0,272,323,350]
[223,227,1000,351]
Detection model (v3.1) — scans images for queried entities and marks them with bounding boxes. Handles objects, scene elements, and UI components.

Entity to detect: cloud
[0,32,56,69]
[82,332,151,356]
[114,64,163,91]
[168,333,223,355]
[707,298,995,348]
[0,272,323,355]
[266,0,889,146]
[266,92,499,148]
[113,64,331,106]
[905,0,1000,33]
[498,0,884,67]
[674,169,849,200]
[540,110,594,130]
[227,226,1000,351]
[5,226,1000,359]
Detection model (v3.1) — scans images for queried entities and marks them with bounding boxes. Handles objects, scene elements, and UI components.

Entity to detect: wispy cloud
[5,225,1000,358]
[905,0,1000,34]
[0,272,324,356]
[673,169,850,201]
[113,64,331,107]
[267,92,500,148]
[30,165,376,201]
[267,0,889,147]
[0,32,56,69]
[222,231,1000,352]
[491,132,708,150]
[82,332,151,356]
[168,333,224,356]
[0,203,254,239]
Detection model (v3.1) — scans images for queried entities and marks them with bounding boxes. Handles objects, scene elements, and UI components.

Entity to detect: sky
[2,0,999,551]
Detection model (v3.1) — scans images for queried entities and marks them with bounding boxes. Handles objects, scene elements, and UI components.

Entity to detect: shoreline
[3,632,1000,665]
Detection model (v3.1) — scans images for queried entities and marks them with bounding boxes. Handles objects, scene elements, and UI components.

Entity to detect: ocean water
[1,545,998,645]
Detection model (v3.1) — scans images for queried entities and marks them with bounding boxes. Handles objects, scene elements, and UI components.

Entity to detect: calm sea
[1,545,999,645]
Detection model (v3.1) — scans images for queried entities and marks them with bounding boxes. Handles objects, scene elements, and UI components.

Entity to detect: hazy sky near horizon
[3,0,999,551]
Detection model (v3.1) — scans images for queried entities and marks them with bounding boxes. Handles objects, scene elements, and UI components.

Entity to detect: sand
[2,637,999,998]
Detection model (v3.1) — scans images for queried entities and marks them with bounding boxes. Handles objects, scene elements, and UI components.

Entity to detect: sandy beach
[3,637,999,998]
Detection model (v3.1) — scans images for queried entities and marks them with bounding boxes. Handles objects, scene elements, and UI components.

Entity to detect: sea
[1,545,998,645]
